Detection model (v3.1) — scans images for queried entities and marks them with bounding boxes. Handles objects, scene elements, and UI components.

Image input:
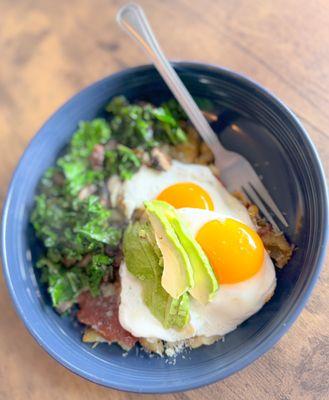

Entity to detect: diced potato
[82,328,134,351]
[139,338,164,356]
[188,335,220,349]
[82,328,107,343]
[260,230,294,268]
[170,125,200,163]
[196,141,214,165]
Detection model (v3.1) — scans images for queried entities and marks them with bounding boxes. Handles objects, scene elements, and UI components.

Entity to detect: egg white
[117,162,277,341]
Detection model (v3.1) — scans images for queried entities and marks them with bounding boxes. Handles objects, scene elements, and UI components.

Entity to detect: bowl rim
[1,61,328,393]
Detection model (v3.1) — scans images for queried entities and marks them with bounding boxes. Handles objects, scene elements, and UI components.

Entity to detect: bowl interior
[2,63,327,393]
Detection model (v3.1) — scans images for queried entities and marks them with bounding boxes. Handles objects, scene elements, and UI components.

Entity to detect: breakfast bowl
[1,62,328,393]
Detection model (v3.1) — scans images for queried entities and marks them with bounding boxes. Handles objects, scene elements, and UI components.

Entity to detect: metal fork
[117,3,288,231]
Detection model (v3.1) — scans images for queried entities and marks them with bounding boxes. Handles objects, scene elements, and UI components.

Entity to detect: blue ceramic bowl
[1,63,328,393]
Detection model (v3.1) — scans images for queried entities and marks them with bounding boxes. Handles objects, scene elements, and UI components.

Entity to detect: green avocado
[146,200,218,304]
[144,201,194,299]
[123,221,190,330]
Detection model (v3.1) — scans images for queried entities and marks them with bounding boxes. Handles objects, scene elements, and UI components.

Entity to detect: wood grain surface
[0,1,328,399]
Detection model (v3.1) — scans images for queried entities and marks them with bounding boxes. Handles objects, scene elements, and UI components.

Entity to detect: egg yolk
[157,182,214,210]
[196,219,264,284]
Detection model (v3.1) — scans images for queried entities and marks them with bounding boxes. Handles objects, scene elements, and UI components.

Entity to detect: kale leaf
[87,254,112,296]
[71,119,111,158]
[105,144,141,180]
[56,119,110,196]
[106,96,187,148]
[36,258,88,307]
[75,196,122,246]
[58,156,103,196]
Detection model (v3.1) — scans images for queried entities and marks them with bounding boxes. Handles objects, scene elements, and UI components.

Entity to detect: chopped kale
[161,98,187,121]
[48,268,88,307]
[71,119,111,158]
[58,156,103,196]
[105,144,141,180]
[87,254,112,296]
[36,258,88,306]
[35,253,113,306]
[31,96,190,311]
[56,119,110,196]
[31,194,121,261]
[106,96,187,148]
[31,192,122,308]
[161,97,215,122]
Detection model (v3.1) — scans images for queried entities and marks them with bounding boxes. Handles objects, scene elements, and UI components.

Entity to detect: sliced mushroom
[196,141,214,165]
[150,147,172,171]
[89,144,105,170]
[78,184,97,200]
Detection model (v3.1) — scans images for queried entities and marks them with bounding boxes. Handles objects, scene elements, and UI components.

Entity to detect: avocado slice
[123,221,190,329]
[144,201,194,299]
[147,201,219,305]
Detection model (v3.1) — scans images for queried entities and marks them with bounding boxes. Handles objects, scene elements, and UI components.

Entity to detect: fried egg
[108,160,250,223]
[118,161,276,341]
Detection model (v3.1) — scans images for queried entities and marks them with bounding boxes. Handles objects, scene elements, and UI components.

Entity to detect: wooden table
[1,1,328,399]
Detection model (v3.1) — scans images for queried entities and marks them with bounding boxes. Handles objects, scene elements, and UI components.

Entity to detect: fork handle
[117,3,226,157]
